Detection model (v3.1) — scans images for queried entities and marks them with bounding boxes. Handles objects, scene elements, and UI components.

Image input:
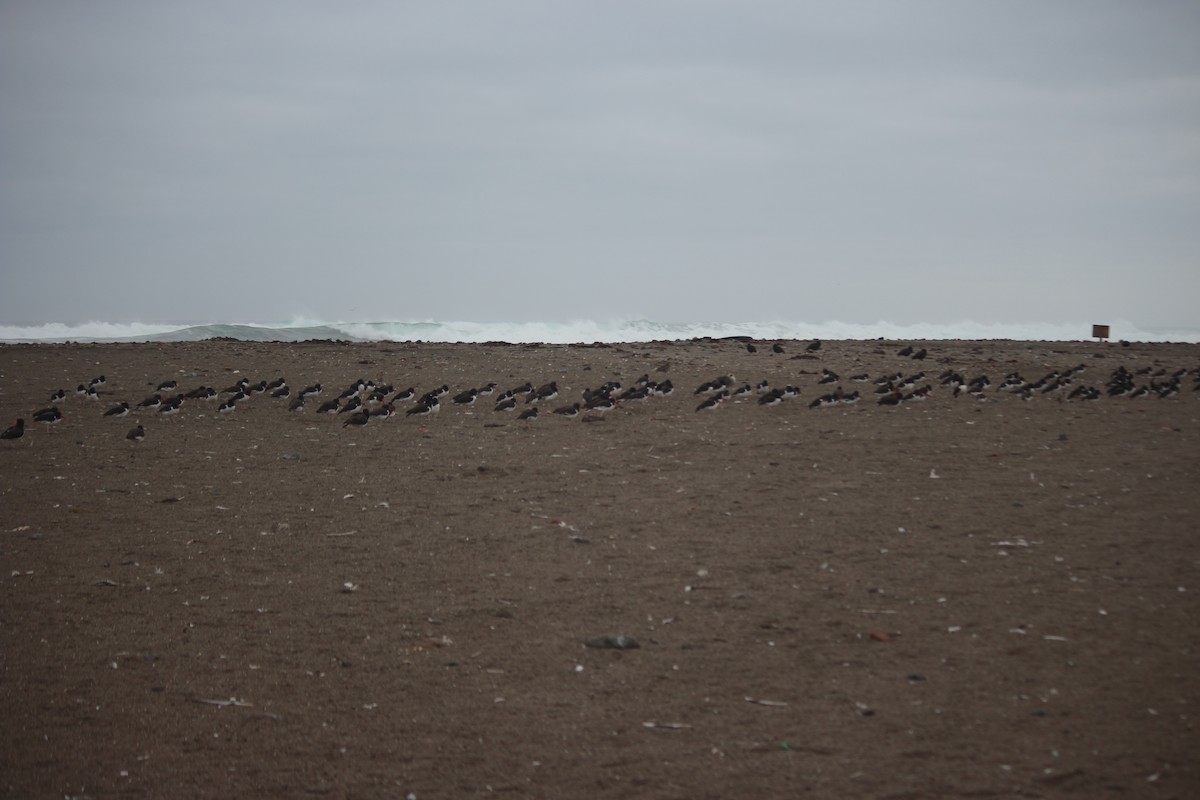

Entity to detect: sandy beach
[2,337,1198,799]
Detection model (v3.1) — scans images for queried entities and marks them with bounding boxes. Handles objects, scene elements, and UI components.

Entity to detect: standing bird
[2,418,24,440]
[33,407,64,431]
[126,425,145,442]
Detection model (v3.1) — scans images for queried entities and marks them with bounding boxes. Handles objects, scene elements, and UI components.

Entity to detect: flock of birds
[2,343,1196,444]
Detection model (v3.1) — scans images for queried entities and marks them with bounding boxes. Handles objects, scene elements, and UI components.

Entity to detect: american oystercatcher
[1,418,23,440]
[389,387,415,404]
[104,402,130,417]
[158,396,185,417]
[406,398,438,417]
[342,409,370,427]
[126,424,145,442]
[33,406,64,430]
[584,395,617,414]
[758,388,786,406]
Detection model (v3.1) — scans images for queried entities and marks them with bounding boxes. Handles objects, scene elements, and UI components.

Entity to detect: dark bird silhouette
[126,425,145,442]
[2,418,24,440]
[342,409,370,428]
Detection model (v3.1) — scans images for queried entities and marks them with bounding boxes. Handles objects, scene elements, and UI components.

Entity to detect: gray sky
[1,1,1197,327]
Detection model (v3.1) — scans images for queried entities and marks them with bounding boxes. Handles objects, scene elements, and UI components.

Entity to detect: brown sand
[1,338,1198,799]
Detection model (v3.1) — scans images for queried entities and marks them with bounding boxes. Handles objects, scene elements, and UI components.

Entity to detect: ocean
[1,319,1197,345]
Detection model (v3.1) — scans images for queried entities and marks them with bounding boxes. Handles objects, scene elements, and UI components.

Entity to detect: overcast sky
[1,1,1197,328]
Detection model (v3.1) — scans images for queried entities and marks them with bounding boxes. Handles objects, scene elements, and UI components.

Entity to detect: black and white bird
[33,406,64,430]
[104,402,130,417]
[126,425,145,442]
[407,398,439,417]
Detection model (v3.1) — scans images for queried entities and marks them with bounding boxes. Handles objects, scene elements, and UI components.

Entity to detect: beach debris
[745,696,788,707]
[341,582,359,593]
[583,635,640,649]
[191,696,252,708]
[868,631,891,642]
[643,721,691,730]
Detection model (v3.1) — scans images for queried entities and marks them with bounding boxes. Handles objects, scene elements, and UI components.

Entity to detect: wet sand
[2,337,1198,799]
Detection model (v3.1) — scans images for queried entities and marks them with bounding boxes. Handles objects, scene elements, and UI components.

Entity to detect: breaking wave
[1,318,1196,344]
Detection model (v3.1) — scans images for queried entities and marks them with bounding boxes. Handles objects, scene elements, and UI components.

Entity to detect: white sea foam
[0,318,1196,344]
